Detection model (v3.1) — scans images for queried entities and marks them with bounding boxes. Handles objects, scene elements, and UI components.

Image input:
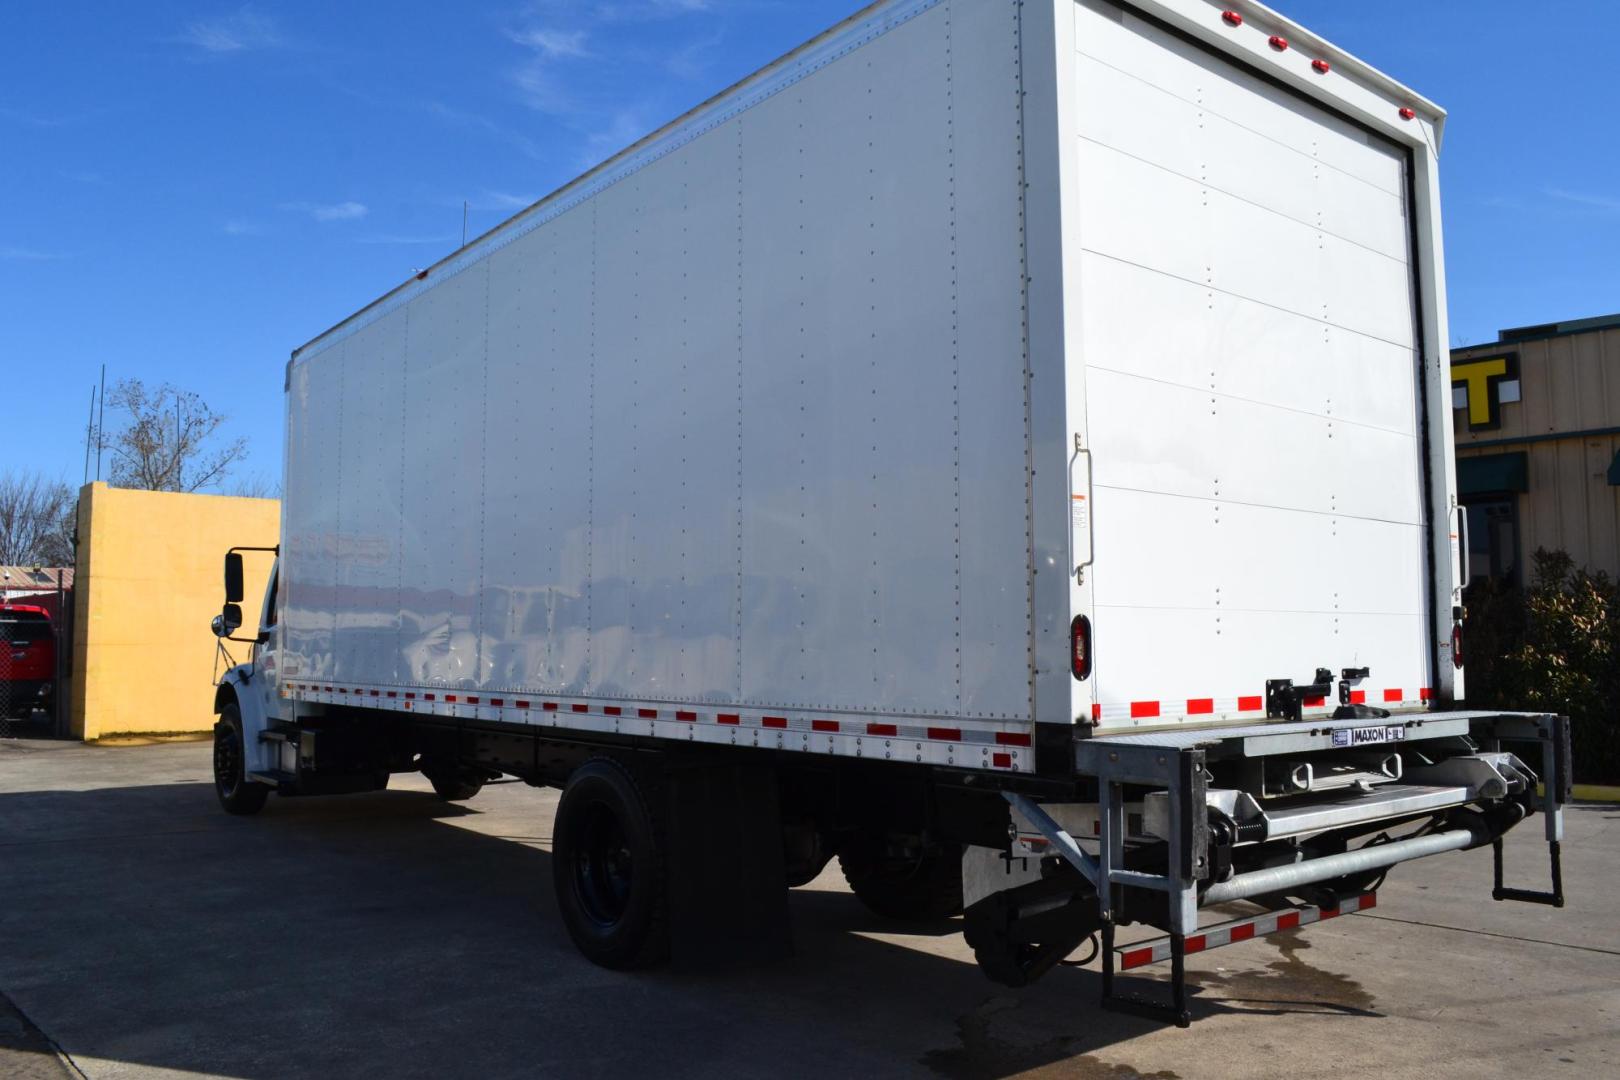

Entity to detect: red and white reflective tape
[1094,691,1433,725]
[278,681,1031,772]
[1117,892,1377,971]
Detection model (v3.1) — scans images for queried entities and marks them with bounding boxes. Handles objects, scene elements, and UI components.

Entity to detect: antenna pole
[95,363,106,481]
[82,385,95,486]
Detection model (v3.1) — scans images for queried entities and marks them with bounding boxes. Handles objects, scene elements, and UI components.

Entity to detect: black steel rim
[573,800,633,929]
[215,725,240,797]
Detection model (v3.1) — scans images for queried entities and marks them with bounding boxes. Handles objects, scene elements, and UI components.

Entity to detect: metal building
[1453,314,1620,584]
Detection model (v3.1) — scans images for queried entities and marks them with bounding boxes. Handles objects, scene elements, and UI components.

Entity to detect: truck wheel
[213,705,269,816]
[838,834,964,921]
[552,758,668,970]
[425,767,485,802]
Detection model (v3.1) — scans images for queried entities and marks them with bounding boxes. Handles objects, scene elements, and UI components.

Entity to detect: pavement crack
[1360,912,1620,956]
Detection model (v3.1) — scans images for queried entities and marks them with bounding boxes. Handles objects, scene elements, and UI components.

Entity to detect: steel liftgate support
[1479,714,1571,908]
[1012,743,1209,1028]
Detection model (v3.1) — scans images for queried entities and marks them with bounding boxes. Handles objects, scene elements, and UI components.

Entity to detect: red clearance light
[1070,616,1093,681]
[1269,35,1288,51]
[1221,10,1242,26]
[1400,107,1417,121]
[1312,59,1331,74]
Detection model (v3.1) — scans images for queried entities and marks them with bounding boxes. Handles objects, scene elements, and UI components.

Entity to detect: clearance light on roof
[1221,10,1243,26]
[1312,59,1331,74]
[1399,107,1417,121]
[1269,35,1288,51]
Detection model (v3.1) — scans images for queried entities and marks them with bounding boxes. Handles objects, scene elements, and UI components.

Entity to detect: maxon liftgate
[995,708,1569,1027]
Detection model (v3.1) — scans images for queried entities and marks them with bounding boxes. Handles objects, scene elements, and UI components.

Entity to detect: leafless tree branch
[99,379,250,493]
[0,472,75,567]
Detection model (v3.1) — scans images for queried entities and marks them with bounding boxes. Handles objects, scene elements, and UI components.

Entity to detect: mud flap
[666,761,794,971]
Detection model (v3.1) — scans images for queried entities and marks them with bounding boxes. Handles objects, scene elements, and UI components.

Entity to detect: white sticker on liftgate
[1332,725,1408,748]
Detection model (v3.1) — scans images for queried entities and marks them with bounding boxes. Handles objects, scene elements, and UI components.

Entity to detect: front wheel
[552,758,668,970]
[213,705,269,816]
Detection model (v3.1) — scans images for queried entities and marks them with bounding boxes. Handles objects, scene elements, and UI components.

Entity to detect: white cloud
[597,0,716,20]
[1544,188,1620,214]
[0,246,66,261]
[477,191,536,211]
[583,109,652,167]
[357,234,455,246]
[223,220,268,236]
[177,6,282,54]
[506,27,590,59]
[283,201,369,222]
[511,62,575,114]
[424,101,545,161]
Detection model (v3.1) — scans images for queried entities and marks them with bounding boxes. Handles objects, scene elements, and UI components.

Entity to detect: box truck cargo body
[210,0,1570,1021]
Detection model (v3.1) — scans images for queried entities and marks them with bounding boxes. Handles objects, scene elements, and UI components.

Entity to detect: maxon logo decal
[1333,725,1408,748]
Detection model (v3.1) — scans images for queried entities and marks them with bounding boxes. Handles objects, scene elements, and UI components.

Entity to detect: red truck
[1,604,55,720]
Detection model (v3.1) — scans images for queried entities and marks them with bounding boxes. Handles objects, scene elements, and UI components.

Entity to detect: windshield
[1,614,51,644]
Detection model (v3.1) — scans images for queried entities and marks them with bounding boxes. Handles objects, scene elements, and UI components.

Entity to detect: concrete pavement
[1,733,1615,1079]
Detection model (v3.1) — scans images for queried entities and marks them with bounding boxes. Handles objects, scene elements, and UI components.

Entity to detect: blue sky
[3,1,1616,490]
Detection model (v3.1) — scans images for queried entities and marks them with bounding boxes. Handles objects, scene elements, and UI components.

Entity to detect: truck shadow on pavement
[0,781,1381,1080]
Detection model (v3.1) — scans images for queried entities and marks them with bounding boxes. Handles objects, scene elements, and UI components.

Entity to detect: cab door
[254,563,288,722]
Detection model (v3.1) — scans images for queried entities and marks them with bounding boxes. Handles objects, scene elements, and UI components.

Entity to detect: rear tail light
[1071,616,1092,681]
[1452,618,1465,669]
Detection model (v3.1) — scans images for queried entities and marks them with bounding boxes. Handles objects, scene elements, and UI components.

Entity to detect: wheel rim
[214,726,240,798]
[572,801,634,929]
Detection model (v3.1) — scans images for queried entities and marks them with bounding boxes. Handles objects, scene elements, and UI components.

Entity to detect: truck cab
[1,604,55,721]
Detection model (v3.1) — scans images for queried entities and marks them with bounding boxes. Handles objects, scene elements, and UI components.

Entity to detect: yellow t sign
[1452,355,1512,430]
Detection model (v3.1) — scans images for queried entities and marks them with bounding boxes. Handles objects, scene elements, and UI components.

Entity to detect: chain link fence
[0,625,11,740]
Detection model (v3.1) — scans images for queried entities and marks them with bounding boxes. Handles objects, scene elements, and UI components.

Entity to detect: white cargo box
[280,0,1460,776]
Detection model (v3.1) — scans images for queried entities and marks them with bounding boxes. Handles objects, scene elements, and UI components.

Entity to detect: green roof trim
[1458,452,1529,497]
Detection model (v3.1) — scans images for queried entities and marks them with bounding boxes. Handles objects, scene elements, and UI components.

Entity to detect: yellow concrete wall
[71,483,279,740]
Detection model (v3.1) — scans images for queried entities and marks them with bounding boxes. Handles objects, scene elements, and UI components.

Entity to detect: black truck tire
[213,705,270,816]
[838,833,964,921]
[552,758,668,970]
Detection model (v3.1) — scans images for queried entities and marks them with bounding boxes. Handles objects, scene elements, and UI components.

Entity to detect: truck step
[246,770,297,789]
[1114,892,1377,971]
[258,723,300,745]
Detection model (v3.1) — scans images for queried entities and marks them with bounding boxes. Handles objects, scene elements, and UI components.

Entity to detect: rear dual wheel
[553,758,668,970]
[838,832,964,921]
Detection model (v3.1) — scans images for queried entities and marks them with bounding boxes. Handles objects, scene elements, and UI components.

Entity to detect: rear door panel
[1072,0,1432,727]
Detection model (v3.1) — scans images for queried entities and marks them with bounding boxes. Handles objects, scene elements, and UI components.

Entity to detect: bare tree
[0,472,75,567]
[100,379,249,493]
[228,474,282,500]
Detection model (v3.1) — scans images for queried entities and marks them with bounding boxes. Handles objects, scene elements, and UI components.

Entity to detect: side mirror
[224,552,245,604]
[214,603,243,639]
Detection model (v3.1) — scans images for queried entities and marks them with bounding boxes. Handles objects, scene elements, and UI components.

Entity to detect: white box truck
[209,0,1570,1024]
